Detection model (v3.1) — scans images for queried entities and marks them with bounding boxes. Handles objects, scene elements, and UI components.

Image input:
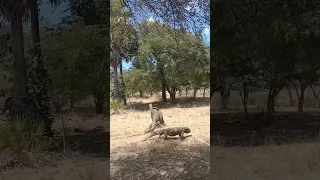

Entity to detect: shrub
[110,99,124,110]
[0,114,48,168]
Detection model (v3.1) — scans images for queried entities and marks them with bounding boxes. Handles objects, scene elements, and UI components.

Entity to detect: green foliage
[0,114,48,167]
[123,68,160,96]
[137,21,209,97]
[42,25,108,107]
[65,0,108,25]
[110,99,124,110]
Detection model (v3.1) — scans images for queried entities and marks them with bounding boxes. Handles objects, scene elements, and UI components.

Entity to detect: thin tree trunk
[185,87,188,97]
[139,91,143,98]
[158,62,167,103]
[286,84,294,106]
[11,13,27,113]
[179,87,182,97]
[119,61,127,105]
[239,83,248,118]
[113,63,120,100]
[298,89,305,113]
[203,88,206,97]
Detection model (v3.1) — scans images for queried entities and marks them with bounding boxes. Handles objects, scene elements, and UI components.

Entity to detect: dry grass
[110,94,210,180]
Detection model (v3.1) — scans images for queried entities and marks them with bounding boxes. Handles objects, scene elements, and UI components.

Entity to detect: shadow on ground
[48,132,110,158]
[110,141,210,180]
[211,112,320,147]
[126,97,210,111]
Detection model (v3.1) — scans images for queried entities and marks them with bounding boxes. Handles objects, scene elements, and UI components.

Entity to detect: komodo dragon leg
[164,131,168,140]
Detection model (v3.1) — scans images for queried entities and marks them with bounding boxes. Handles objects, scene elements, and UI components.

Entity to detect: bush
[110,99,124,110]
[0,114,48,168]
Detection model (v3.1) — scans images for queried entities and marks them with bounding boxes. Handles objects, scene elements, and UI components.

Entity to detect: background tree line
[110,0,210,105]
[212,0,320,116]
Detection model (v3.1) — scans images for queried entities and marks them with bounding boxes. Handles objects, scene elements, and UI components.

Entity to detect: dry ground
[110,94,210,180]
[0,103,109,180]
[211,89,320,180]
[211,142,320,180]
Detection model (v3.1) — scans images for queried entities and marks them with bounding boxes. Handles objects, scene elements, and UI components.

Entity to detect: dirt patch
[110,97,210,179]
[211,143,320,180]
[0,156,109,180]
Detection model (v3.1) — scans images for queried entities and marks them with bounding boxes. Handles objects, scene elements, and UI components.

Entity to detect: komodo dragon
[143,127,191,141]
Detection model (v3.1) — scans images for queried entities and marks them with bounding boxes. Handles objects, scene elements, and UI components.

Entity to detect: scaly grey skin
[0,96,13,114]
[146,103,165,133]
[143,127,191,141]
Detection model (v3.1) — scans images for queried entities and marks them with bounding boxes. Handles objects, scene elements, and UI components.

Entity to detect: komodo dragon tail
[142,131,158,141]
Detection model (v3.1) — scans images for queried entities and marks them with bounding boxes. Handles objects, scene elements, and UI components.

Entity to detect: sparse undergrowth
[110,99,124,114]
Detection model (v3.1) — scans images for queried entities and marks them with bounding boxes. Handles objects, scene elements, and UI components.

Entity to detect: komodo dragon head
[184,127,191,133]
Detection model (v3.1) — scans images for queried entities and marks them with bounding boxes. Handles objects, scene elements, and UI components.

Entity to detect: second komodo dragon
[143,127,191,141]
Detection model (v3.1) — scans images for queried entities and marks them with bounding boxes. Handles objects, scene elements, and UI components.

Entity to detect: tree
[138,21,209,102]
[42,25,109,114]
[110,0,138,104]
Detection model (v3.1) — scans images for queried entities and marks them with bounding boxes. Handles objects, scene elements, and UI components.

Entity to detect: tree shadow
[126,97,210,111]
[48,132,110,158]
[211,111,320,147]
[111,142,210,180]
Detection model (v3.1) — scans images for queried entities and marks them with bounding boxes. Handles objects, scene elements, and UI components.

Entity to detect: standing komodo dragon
[142,127,191,141]
[145,104,166,133]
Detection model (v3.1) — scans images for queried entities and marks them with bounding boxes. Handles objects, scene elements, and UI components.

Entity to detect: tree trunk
[168,87,176,101]
[239,83,248,118]
[119,62,127,105]
[113,63,120,100]
[169,91,176,100]
[158,62,167,103]
[94,92,104,114]
[203,88,206,97]
[150,91,153,96]
[11,13,27,114]
[30,0,42,67]
[267,95,276,114]
[179,87,182,97]
[311,85,320,107]
[298,88,306,113]
[220,82,229,110]
[139,91,143,98]
[193,88,198,98]
[185,87,188,97]
[286,84,294,106]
